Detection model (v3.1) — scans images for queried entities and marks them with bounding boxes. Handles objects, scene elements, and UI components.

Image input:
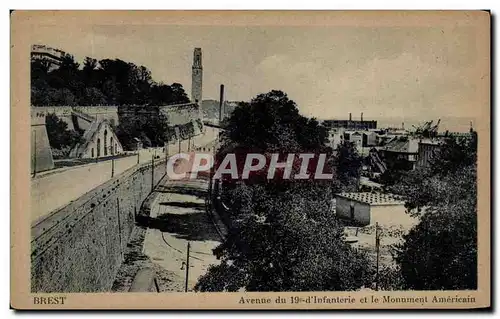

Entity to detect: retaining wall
[30,158,167,292]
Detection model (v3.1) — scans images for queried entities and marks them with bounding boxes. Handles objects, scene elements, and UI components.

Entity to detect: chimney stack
[349,113,352,121]
[361,112,363,122]
[402,122,405,130]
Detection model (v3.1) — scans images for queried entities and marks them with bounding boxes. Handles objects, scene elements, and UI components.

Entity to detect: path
[31,148,165,223]
[141,178,223,292]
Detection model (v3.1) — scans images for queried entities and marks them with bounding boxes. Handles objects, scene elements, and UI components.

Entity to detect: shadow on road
[137,212,220,242]
[159,201,205,209]
[154,184,207,199]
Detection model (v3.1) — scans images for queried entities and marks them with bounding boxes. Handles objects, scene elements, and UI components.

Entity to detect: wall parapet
[31,158,167,292]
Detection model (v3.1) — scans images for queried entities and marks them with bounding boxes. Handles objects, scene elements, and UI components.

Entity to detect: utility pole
[219,84,224,129]
[151,154,154,193]
[216,84,225,197]
[110,146,115,178]
[208,151,213,210]
[178,138,181,154]
[111,156,115,178]
[375,222,380,291]
[184,242,191,292]
[32,130,37,177]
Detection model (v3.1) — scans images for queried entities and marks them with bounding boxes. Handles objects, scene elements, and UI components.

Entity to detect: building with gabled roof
[69,119,124,159]
[382,136,420,170]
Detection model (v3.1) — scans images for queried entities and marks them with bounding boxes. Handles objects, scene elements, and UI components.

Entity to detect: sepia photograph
[11,10,490,309]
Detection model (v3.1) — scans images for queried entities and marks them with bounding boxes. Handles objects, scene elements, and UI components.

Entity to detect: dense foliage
[31,54,190,106]
[390,134,478,290]
[195,91,371,292]
[45,113,83,156]
[224,91,328,152]
[31,53,192,150]
[115,106,170,148]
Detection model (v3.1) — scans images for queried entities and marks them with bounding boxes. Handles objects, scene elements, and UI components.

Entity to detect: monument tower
[191,48,203,104]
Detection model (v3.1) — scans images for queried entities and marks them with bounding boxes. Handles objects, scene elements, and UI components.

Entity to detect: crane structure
[411,119,440,138]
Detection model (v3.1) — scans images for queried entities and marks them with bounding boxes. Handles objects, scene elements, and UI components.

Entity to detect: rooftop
[384,137,419,153]
[336,192,405,206]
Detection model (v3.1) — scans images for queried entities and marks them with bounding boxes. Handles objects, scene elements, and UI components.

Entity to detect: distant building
[362,131,377,147]
[344,131,363,149]
[31,44,66,71]
[323,112,377,131]
[327,127,345,149]
[416,140,442,169]
[437,131,474,140]
[335,192,417,228]
[69,120,124,159]
[382,137,420,170]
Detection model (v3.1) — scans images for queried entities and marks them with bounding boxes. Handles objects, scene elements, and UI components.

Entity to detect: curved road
[142,178,223,292]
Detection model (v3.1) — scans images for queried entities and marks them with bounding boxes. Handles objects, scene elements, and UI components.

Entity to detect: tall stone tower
[191,48,203,104]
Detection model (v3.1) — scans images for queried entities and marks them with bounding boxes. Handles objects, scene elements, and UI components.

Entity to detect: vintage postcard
[11,10,490,309]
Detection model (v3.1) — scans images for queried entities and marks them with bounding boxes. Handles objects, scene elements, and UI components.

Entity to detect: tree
[115,106,170,148]
[223,90,328,152]
[195,187,373,292]
[394,165,477,290]
[195,91,372,292]
[45,113,83,152]
[170,82,190,104]
[80,87,107,106]
[429,133,477,176]
[82,57,98,87]
[47,88,77,106]
[31,54,191,107]
[334,141,362,192]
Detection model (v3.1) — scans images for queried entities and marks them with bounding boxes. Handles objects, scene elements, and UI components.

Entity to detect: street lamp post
[110,146,115,178]
[32,130,37,178]
[185,242,190,292]
[151,154,155,193]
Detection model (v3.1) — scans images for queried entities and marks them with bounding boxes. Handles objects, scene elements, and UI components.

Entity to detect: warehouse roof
[384,137,419,153]
[336,192,405,206]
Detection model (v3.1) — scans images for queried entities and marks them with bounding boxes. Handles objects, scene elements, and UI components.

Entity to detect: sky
[28,21,485,131]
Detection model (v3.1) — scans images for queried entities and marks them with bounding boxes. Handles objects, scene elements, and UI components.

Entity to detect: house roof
[384,137,419,153]
[336,192,405,206]
[70,119,118,157]
[419,138,442,146]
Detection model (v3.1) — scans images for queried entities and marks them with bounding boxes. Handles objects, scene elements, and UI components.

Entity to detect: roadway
[31,148,165,223]
[31,127,221,224]
[141,177,223,292]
